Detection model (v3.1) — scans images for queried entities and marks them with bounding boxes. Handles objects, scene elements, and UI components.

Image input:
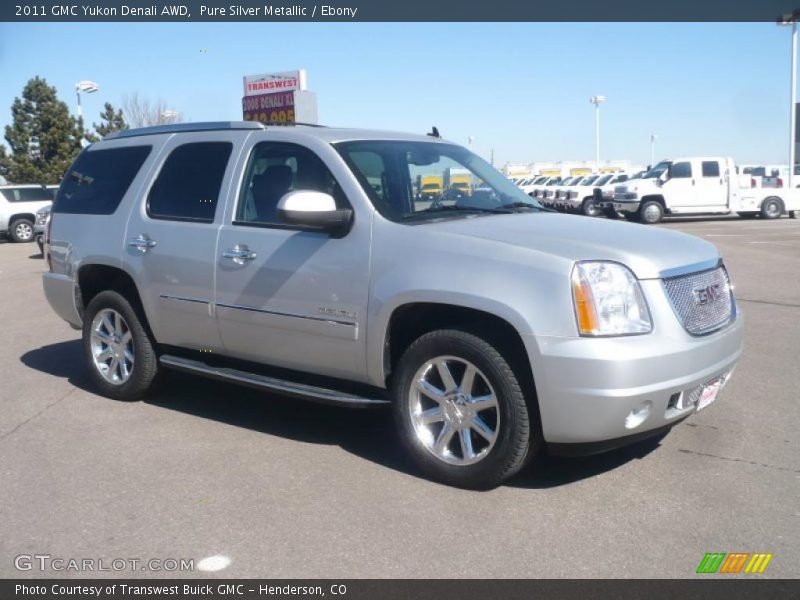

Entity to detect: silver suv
[43,122,743,488]
[0,184,56,242]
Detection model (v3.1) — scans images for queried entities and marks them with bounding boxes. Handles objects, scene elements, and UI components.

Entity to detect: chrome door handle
[128,234,157,253]
[222,245,257,265]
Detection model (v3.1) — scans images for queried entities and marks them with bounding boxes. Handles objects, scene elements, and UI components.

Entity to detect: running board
[159,355,390,408]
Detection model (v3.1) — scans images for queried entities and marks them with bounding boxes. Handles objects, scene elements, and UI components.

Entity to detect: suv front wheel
[392,329,537,489]
[82,290,161,401]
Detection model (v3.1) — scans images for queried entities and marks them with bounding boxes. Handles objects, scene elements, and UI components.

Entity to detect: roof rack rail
[104,121,266,140]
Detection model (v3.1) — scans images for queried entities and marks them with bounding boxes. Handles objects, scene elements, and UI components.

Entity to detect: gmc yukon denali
[43,122,743,488]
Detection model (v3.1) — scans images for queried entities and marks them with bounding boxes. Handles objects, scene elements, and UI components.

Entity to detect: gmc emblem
[693,283,723,305]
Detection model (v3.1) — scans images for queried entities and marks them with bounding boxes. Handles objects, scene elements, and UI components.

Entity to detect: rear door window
[147,142,233,223]
[701,161,721,178]
[53,146,152,215]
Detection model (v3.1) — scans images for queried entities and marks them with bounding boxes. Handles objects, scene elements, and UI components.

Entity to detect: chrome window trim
[215,302,356,328]
[658,258,722,280]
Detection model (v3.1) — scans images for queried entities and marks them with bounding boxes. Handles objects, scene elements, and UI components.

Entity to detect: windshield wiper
[496,202,543,212]
[402,205,513,220]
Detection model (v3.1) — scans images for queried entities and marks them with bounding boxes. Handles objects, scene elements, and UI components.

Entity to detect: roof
[103,121,448,145]
[0,184,53,189]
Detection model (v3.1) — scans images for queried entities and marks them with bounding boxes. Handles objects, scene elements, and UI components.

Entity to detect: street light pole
[779,11,800,189]
[590,95,606,172]
[791,20,797,189]
[74,80,99,120]
[650,134,658,167]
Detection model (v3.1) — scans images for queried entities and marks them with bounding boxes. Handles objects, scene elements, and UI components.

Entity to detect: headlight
[571,261,652,336]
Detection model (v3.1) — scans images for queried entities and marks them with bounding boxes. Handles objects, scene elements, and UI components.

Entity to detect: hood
[426,212,719,279]
[616,178,659,193]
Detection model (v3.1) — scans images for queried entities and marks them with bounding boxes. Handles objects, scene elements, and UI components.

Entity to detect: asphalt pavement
[0,215,797,579]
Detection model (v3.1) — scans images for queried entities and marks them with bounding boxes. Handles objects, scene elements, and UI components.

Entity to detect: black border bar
[3,1,800,22]
[3,579,799,600]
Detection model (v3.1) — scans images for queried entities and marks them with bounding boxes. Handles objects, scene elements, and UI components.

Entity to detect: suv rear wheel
[392,329,537,489]
[9,218,34,243]
[761,197,784,220]
[82,290,161,401]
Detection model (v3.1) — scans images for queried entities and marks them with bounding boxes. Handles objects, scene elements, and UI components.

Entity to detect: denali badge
[693,283,723,305]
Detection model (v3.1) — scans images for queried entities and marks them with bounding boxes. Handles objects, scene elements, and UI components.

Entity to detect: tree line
[0,77,182,184]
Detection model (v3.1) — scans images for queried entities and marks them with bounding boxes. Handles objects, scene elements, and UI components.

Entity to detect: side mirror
[277,191,353,234]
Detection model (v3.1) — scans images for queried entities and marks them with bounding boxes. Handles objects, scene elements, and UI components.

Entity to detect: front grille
[662,265,735,335]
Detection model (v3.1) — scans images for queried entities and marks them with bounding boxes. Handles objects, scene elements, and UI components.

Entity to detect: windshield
[579,175,599,186]
[567,177,584,186]
[335,141,544,221]
[643,161,670,179]
[594,174,613,186]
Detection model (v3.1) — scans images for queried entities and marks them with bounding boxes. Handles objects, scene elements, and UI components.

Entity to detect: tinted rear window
[53,146,151,215]
[147,142,232,223]
[3,187,55,202]
[702,161,721,177]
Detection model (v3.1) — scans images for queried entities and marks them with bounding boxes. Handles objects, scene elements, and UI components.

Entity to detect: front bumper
[612,197,641,213]
[523,299,743,447]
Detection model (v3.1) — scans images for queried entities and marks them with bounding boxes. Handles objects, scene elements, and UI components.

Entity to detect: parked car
[519,176,546,195]
[564,173,630,216]
[44,121,743,489]
[552,175,594,210]
[0,184,56,242]
[35,205,52,255]
[612,157,796,223]
[595,171,644,218]
[529,176,561,200]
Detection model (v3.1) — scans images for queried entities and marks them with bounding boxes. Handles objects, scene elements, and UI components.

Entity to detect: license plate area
[679,373,728,412]
[696,379,722,411]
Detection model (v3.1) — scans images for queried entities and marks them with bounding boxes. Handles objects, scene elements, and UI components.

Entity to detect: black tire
[737,212,758,219]
[581,197,601,217]
[760,197,784,220]
[638,200,664,224]
[9,218,35,243]
[36,237,44,256]
[623,212,640,222]
[82,290,161,401]
[604,207,621,219]
[391,329,539,489]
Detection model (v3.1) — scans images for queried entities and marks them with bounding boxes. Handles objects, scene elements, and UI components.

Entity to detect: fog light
[625,401,652,429]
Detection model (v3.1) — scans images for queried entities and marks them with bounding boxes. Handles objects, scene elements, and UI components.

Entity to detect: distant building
[502,160,646,178]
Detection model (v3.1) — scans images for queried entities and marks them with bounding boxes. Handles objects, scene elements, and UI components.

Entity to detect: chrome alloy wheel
[14,222,33,241]
[764,200,781,218]
[409,356,500,466]
[643,203,662,223]
[90,309,134,385]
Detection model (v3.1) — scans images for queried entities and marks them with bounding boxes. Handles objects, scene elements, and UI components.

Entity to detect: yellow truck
[418,175,444,200]
[444,168,472,197]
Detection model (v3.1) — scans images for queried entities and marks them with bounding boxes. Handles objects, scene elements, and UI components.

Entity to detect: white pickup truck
[609,157,799,224]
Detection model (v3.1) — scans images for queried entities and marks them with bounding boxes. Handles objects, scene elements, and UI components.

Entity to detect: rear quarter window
[147,142,232,223]
[53,146,152,215]
[2,187,54,202]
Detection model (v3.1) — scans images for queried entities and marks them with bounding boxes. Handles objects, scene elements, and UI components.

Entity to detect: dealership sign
[242,91,296,124]
[243,70,307,96]
[242,69,317,125]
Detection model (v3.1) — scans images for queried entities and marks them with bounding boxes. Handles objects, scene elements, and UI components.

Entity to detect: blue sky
[0,22,794,166]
